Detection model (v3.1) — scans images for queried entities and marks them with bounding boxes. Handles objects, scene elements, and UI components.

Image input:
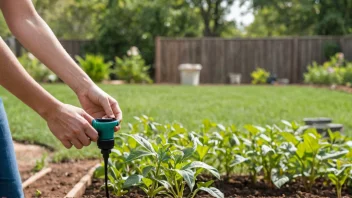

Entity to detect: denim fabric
[0,98,24,198]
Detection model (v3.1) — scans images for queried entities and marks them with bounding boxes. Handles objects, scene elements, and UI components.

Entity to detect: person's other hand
[46,103,98,149]
[77,85,122,132]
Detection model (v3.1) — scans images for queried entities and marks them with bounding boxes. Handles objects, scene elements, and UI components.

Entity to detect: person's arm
[0,38,97,149]
[0,0,122,124]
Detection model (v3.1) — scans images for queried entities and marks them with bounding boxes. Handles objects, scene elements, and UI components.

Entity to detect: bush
[323,42,341,60]
[304,53,349,85]
[18,53,57,82]
[251,68,270,84]
[114,47,153,84]
[75,54,112,82]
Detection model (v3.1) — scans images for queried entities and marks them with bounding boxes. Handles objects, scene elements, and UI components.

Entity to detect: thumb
[82,112,99,142]
[101,96,115,118]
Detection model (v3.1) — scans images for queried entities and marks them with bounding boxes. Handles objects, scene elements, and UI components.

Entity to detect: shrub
[323,42,341,60]
[251,68,270,84]
[18,53,57,82]
[75,54,112,82]
[304,53,349,85]
[114,47,153,84]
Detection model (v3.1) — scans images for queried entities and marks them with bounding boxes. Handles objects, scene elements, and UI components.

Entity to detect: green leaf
[197,145,210,161]
[281,132,299,145]
[94,166,104,178]
[230,134,240,146]
[142,177,153,187]
[271,169,289,188]
[230,155,249,167]
[182,147,196,160]
[174,169,195,190]
[183,161,220,179]
[156,179,172,190]
[320,150,349,161]
[217,124,226,131]
[126,134,156,153]
[261,145,275,155]
[199,187,224,198]
[197,180,214,188]
[126,150,155,162]
[142,166,155,177]
[123,174,143,188]
[328,174,339,185]
[281,120,292,128]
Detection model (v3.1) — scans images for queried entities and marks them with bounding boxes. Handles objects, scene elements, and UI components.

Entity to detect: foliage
[323,42,341,60]
[114,47,153,84]
[35,189,42,198]
[33,153,47,172]
[251,68,270,84]
[75,54,112,82]
[87,0,202,65]
[18,53,57,83]
[0,14,11,38]
[244,0,352,36]
[94,115,352,198]
[187,0,236,37]
[303,53,352,85]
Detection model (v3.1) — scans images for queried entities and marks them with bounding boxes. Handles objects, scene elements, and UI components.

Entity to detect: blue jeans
[0,98,24,198]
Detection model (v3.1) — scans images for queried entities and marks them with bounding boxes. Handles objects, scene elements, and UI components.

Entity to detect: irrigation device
[92,118,119,198]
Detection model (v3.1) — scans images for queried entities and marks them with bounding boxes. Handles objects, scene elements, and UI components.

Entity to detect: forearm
[1,0,94,94]
[0,38,61,119]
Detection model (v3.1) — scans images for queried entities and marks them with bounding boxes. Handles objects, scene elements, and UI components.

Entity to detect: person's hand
[46,103,98,149]
[77,85,122,131]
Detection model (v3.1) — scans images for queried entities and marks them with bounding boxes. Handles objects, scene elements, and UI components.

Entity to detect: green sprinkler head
[92,118,119,198]
[92,118,119,151]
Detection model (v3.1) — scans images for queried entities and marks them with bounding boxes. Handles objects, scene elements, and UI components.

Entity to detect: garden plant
[92,116,352,198]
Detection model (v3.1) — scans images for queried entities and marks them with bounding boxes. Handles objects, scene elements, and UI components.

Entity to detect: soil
[23,160,99,198]
[83,176,352,198]
[14,141,51,181]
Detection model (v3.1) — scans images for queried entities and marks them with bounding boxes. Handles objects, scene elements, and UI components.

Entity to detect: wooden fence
[155,37,352,84]
[4,37,91,58]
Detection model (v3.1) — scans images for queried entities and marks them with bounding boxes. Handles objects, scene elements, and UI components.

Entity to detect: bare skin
[0,0,122,149]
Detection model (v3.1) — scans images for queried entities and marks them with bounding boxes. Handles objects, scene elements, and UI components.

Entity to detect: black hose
[103,151,110,198]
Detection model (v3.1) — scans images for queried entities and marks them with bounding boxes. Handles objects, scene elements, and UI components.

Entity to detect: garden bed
[82,176,351,198]
[22,160,98,198]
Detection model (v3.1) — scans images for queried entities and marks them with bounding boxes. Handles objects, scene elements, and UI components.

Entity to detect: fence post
[155,37,162,83]
[292,37,299,83]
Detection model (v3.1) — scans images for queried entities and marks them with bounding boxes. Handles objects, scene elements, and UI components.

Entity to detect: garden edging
[64,163,100,198]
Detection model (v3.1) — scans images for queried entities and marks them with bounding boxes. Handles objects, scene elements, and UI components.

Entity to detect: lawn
[1,84,352,161]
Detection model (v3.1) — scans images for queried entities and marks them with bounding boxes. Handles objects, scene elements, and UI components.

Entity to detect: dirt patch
[83,176,352,198]
[14,141,50,181]
[23,160,99,198]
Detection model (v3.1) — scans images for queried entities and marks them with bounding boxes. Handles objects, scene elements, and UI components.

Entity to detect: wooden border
[22,168,52,189]
[64,164,100,198]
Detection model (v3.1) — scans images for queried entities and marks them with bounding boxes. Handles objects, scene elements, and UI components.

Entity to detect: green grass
[1,84,352,161]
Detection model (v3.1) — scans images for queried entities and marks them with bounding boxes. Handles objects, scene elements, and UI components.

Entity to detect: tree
[243,0,352,36]
[187,0,236,37]
[88,0,203,64]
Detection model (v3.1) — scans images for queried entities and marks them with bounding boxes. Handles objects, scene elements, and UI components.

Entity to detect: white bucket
[178,64,202,86]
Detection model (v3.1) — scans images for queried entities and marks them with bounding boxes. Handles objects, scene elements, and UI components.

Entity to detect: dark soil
[23,160,98,198]
[83,176,352,198]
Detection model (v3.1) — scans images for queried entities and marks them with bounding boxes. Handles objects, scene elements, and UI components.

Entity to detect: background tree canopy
[1,0,352,72]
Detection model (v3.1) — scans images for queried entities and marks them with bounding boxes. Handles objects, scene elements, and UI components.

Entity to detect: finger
[62,140,73,149]
[109,98,122,122]
[114,126,121,132]
[101,97,115,118]
[71,138,83,149]
[77,130,91,146]
[82,112,99,142]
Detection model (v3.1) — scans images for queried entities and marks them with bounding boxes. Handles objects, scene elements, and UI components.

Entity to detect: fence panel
[155,37,350,84]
